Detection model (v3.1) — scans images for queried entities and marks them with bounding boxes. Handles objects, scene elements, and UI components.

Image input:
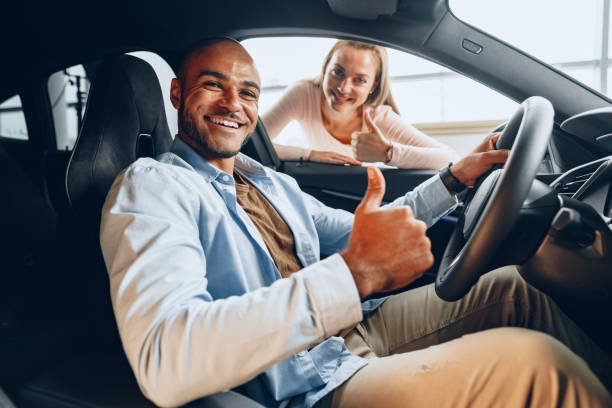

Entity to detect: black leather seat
[19,54,263,407]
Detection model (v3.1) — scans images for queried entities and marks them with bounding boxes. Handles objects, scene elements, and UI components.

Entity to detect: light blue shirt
[100,137,457,408]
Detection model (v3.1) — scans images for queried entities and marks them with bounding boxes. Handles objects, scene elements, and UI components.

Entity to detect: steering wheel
[435,96,554,301]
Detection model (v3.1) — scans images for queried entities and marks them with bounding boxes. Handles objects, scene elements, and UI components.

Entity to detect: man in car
[100,38,611,407]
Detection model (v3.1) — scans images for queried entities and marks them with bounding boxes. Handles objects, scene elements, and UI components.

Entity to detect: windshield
[449,0,612,98]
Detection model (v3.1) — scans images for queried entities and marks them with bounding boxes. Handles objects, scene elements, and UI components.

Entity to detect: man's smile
[204,115,243,129]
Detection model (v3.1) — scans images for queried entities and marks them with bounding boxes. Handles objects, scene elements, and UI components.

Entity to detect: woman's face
[322,46,379,114]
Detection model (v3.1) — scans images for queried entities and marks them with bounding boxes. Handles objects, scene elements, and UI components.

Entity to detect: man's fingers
[474,132,501,153]
[359,167,386,212]
[484,132,501,151]
[483,149,510,165]
[490,132,502,146]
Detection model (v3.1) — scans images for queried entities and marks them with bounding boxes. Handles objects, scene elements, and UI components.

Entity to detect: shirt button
[222,175,231,182]
[297,351,307,357]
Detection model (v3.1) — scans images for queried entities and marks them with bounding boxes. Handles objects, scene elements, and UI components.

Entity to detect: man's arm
[305,169,457,257]
[100,163,363,407]
[309,133,510,298]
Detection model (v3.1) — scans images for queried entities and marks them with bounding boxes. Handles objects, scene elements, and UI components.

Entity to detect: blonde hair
[313,40,399,114]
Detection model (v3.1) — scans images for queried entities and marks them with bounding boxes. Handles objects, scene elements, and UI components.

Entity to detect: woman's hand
[309,150,362,166]
[351,109,393,163]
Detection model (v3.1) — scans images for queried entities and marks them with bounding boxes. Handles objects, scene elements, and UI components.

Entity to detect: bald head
[177,37,257,85]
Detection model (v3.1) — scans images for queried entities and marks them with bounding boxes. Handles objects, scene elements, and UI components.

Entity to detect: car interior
[1,0,611,406]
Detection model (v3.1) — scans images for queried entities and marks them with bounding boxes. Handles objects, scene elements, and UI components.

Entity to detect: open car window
[242,36,518,157]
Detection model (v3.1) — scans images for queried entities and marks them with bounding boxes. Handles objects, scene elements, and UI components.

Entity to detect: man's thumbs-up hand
[351,108,393,163]
[358,164,386,212]
[342,167,433,298]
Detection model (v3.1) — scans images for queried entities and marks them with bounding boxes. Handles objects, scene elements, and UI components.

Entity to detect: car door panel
[283,161,435,212]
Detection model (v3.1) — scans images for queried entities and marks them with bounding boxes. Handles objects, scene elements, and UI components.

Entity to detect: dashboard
[551,156,612,226]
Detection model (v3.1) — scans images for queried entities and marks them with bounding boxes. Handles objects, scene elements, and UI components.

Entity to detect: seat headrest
[66,54,173,218]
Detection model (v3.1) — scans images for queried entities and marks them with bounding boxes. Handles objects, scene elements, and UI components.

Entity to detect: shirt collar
[170,136,269,183]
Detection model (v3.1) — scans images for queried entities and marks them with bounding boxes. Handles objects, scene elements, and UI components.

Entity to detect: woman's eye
[331,68,344,78]
[355,77,367,85]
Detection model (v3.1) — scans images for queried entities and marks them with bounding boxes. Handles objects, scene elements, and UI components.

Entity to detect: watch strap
[439,163,467,195]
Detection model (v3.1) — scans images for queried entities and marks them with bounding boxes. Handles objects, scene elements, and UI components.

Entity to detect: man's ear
[170,78,181,110]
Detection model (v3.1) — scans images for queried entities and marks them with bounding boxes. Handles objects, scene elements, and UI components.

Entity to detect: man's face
[172,41,260,160]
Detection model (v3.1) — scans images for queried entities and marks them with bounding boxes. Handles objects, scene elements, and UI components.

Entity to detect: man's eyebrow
[242,80,260,92]
[196,70,260,91]
[196,70,227,80]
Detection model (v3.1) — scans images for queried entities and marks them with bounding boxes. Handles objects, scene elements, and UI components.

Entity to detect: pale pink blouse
[262,80,460,169]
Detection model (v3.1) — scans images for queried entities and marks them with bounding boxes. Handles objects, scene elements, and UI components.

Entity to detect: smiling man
[100,38,611,408]
[173,43,260,168]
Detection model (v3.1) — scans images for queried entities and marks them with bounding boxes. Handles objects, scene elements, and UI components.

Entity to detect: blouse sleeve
[372,107,460,169]
[262,80,313,161]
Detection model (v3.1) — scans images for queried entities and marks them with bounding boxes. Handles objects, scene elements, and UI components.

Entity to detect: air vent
[550,156,611,198]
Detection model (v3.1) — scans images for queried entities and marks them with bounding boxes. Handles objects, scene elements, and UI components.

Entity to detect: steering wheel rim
[435,96,554,301]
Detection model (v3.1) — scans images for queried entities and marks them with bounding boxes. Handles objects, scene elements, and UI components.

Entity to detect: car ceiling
[2,0,446,99]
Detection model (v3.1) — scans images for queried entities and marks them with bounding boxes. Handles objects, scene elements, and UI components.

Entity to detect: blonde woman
[262,40,460,168]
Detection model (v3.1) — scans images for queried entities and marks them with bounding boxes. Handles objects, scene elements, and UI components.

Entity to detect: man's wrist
[439,162,467,196]
[340,250,373,299]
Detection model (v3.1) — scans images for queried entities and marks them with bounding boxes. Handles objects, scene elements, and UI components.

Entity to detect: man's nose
[218,89,241,111]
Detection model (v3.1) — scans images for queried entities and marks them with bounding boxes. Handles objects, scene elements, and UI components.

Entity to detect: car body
[1,0,610,406]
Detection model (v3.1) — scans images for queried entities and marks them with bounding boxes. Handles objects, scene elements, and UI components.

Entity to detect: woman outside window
[262,40,460,168]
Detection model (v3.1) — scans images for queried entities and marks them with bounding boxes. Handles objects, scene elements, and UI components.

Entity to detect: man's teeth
[209,117,239,128]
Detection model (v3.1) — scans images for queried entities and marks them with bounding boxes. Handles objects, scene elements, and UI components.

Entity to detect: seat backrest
[64,55,173,351]
[66,54,173,222]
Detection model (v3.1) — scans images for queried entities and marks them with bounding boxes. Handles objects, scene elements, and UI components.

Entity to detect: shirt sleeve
[262,81,313,161]
[386,174,459,227]
[302,174,457,255]
[372,107,461,169]
[100,163,362,407]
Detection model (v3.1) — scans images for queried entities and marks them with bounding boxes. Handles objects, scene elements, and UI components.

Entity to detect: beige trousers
[322,266,612,408]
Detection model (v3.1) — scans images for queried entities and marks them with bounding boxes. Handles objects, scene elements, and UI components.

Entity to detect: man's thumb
[359,167,386,212]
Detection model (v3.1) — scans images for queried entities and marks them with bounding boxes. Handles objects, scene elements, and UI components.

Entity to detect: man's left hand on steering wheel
[450,132,508,187]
